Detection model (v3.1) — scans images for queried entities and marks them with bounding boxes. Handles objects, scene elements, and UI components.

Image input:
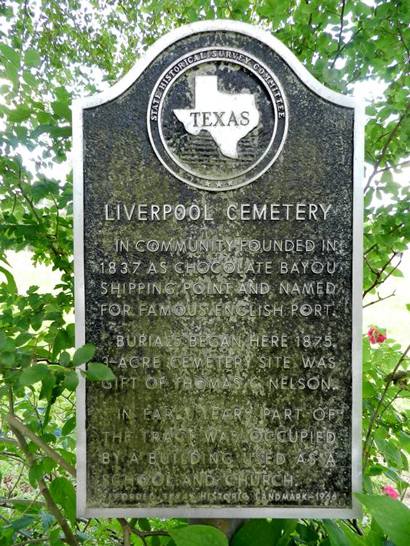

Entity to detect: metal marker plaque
[74,20,363,518]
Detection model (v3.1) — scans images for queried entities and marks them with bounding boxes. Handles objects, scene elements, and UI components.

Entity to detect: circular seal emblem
[148,47,288,191]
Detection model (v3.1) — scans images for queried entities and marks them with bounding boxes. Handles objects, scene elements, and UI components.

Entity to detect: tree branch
[330,0,346,69]
[363,252,402,297]
[7,462,25,498]
[11,537,48,546]
[118,518,132,546]
[363,290,396,308]
[118,519,170,544]
[364,105,410,193]
[0,436,18,446]
[364,255,378,276]
[378,389,403,424]
[7,414,76,478]
[375,160,410,175]
[380,254,403,285]
[8,418,79,546]
[397,24,409,61]
[0,498,45,508]
[1,450,25,463]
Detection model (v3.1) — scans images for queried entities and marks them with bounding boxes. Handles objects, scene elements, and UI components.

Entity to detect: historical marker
[73,20,363,518]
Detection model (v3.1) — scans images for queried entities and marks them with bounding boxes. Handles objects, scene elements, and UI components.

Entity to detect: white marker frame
[73,19,364,519]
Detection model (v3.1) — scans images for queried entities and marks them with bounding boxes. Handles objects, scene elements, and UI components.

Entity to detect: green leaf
[232,520,283,546]
[11,515,35,531]
[398,431,410,453]
[15,333,32,346]
[23,70,37,86]
[59,351,71,366]
[53,329,71,359]
[0,265,17,294]
[19,364,50,386]
[277,520,298,546]
[0,332,15,352]
[24,48,41,67]
[366,519,384,546]
[137,518,151,531]
[49,477,76,524]
[40,511,55,530]
[4,63,18,89]
[355,494,410,546]
[29,462,45,486]
[296,523,319,543]
[0,43,20,67]
[29,458,56,487]
[63,370,79,391]
[66,324,75,346]
[8,105,31,122]
[40,372,56,400]
[85,362,115,381]
[61,416,76,436]
[51,100,70,120]
[73,343,96,366]
[32,179,59,201]
[169,525,228,546]
[323,521,364,546]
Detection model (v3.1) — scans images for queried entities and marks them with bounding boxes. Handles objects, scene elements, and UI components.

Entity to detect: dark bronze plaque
[74,20,363,518]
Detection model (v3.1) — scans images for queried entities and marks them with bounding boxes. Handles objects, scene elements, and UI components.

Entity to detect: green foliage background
[0,1,409,545]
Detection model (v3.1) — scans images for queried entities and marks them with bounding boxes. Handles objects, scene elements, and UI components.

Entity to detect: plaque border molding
[73,19,364,519]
